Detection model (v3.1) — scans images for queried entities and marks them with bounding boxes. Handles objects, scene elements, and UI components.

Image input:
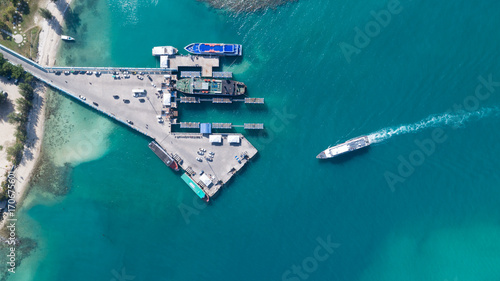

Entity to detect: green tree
[39,8,53,20]
[19,83,34,100]
[6,6,16,19]
[0,92,7,104]
[15,125,27,142]
[6,141,24,164]
[16,97,31,115]
[7,112,22,124]
[11,64,24,80]
[0,22,10,40]
[20,0,30,15]
[1,62,13,77]
[0,21,9,30]
[24,72,34,84]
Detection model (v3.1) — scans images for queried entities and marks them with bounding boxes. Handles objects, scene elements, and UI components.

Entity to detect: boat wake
[368,107,500,144]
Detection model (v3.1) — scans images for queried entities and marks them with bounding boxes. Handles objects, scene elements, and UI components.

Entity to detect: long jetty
[0,44,260,200]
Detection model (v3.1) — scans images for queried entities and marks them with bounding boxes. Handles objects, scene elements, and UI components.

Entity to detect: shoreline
[0,0,71,232]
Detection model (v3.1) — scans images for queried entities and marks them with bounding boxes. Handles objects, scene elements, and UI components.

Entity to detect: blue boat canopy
[200,123,212,134]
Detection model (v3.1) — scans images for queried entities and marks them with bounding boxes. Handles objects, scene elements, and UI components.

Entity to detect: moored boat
[175,77,246,96]
[152,46,178,56]
[316,136,370,159]
[184,43,242,56]
[148,141,179,171]
[61,35,75,41]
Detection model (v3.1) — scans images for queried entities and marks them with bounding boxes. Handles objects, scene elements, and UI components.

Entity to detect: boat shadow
[319,146,370,165]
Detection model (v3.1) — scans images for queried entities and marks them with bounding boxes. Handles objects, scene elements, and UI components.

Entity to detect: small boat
[202,195,210,203]
[152,46,178,56]
[61,35,75,41]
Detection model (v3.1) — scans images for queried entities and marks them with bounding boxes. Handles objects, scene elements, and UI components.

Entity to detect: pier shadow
[318,147,371,165]
[221,56,243,67]
[244,128,268,138]
[244,102,268,112]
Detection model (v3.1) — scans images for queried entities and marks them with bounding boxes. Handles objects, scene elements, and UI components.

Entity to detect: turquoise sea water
[2,0,500,280]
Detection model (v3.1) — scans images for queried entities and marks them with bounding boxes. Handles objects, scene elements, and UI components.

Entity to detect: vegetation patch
[0,0,43,59]
[0,53,36,200]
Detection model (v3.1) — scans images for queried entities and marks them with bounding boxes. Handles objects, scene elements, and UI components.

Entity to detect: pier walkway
[164,55,219,77]
[0,44,258,200]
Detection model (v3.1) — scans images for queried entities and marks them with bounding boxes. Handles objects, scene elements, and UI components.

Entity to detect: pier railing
[46,66,176,75]
[0,43,47,73]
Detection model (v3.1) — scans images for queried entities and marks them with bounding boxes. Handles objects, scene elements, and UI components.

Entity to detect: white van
[132,89,146,97]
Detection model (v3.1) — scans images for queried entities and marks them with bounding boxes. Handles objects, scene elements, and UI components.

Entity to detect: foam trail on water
[368,107,500,144]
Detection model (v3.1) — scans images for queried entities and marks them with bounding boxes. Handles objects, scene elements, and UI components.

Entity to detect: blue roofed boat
[184,43,242,56]
[181,173,209,202]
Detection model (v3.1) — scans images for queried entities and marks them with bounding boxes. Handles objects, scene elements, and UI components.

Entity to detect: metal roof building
[200,123,212,134]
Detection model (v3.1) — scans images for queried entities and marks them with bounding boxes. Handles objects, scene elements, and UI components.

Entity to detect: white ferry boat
[316,136,370,159]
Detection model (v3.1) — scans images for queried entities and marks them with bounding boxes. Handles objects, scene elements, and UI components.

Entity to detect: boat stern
[236,82,247,95]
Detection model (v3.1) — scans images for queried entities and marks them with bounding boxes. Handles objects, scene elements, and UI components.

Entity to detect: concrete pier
[0,44,259,200]
[165,55,219,77]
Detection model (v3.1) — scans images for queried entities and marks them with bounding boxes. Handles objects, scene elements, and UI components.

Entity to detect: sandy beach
[0,0,72,232]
